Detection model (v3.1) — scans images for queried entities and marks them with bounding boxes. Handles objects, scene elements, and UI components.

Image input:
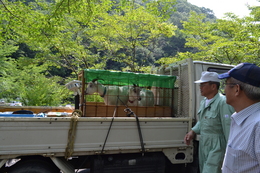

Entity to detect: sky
[187,0,260,19]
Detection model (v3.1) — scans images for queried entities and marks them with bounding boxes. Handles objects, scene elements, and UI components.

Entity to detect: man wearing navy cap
[218,63,260,173]
[184,71,234,173]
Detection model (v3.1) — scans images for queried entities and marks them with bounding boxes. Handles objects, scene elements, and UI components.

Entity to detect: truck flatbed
[0,116,191,162]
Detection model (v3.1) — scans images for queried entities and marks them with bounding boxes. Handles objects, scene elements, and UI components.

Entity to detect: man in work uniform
[184,71,234,173]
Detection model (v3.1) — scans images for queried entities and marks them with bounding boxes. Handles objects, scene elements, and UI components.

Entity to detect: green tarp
[84,69,176,89]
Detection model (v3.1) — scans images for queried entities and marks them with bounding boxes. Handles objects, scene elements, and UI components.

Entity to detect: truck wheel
[8,159,60,173]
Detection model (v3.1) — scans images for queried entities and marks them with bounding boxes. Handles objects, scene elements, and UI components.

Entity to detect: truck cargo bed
[0,117,190,162]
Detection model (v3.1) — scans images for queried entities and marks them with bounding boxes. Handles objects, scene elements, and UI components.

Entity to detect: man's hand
[184,130,195,145]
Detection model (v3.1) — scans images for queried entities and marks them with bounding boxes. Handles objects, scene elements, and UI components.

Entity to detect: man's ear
[235,84,241,96]
[211,83,217,90]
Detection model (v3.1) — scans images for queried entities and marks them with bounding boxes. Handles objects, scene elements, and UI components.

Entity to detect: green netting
[84,69,176,89]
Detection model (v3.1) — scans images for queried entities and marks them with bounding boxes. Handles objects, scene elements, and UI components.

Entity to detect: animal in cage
[85,79,141,106]
[127,84,142,106]
[138,87,155,107]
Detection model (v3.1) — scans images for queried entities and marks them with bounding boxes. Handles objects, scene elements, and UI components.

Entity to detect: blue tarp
[0,114,44,117]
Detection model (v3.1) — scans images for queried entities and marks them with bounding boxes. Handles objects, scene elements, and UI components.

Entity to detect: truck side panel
[0,117,192,164]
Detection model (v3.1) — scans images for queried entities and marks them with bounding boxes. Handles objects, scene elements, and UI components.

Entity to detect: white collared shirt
[222,102,260,173]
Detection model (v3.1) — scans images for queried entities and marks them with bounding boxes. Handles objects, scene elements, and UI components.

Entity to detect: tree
[249,1,260,21]
[154,0,218,65]
[87,4,177,72]
[0,57,69,106]
[177,11,260,65]
[1,0,177,73]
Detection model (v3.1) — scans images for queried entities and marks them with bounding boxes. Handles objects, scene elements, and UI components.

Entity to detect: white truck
[0,58,233,173]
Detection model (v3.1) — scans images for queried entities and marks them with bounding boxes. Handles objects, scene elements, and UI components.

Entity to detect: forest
[0,0,260,106]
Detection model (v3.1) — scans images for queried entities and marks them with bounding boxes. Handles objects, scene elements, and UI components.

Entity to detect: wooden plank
[84,103,172,117]
[0,103,171,117]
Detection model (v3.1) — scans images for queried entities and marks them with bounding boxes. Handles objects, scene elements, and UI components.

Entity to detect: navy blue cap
[218,63,260,87]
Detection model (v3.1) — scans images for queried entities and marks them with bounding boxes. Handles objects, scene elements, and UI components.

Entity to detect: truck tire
[8,159,60,173]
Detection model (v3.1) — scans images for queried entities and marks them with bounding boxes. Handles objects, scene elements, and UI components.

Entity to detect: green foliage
[87,5,177,72]
[86,93,104,102]
[0,41,19,77]
[155,56,179,65]
[18,74,68,106]
[0,0,180,105]
[180,11,260,65]
[0,58,69,106]
[249,4,260,21]
[0,0,179,74]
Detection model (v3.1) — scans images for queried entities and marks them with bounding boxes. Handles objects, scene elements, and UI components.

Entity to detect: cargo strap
[101,96,145,156]
[124,107,145,156]
[100,96,120,154]
[65,109,82,160]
